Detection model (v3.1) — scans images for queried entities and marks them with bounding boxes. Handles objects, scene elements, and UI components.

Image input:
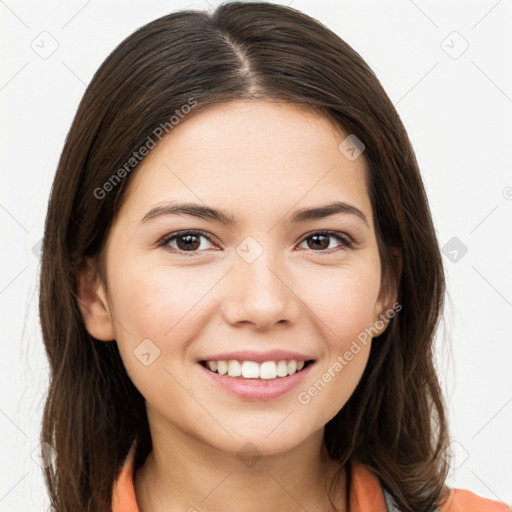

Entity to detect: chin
[201,422,320,460]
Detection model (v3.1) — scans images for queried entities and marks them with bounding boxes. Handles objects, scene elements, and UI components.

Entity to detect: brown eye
[306,233,330,250]
[299,231,354,253]
[160,230,216,254]
[176,233,201,251]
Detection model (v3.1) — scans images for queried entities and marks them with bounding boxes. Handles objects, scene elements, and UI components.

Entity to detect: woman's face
[81,100,395,457]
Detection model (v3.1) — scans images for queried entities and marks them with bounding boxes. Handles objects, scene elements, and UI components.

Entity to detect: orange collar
[112,442,388,512]
[111,442,510,512]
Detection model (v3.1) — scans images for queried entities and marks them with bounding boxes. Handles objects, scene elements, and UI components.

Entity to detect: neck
[133,422,348,512]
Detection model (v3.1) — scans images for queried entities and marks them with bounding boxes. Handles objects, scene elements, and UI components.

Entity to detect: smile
[198,358,316,400]
[200,359,313,380]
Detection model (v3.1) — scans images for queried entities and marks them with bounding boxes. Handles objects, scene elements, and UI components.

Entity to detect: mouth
[199,359,315,380]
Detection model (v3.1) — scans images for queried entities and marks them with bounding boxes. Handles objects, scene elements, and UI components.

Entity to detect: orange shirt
[112,442,510,512]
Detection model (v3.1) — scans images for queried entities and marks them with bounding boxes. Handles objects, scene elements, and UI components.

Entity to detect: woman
[38,2,510,511]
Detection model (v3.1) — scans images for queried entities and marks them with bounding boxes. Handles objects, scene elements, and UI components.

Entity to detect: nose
[221,243,301,330]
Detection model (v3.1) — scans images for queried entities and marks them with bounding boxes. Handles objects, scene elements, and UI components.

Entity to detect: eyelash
[157,229,356,256]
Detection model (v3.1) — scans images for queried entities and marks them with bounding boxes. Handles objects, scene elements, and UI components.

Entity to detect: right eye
[158,230,218,255]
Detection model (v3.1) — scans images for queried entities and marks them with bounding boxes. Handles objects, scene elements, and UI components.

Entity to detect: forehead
[119,100,372,228]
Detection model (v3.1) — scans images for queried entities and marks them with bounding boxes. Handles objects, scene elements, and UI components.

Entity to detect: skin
[78,100,398,512]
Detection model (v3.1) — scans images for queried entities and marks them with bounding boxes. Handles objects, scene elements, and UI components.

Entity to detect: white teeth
[276,360,288,377]
[287,360,297,375]
[203,359,310,379]
[241,361,260,378]
[216,360,228,375]
[260,361,277,380]
[227,360,242,377]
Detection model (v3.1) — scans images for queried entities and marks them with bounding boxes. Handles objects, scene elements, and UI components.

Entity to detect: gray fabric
[380,481,441,512]
[382,485,402,512]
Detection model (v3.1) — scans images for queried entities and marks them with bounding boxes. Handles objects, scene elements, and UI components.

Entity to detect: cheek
[296,344,371,431]
[293,265,379,419]
[107,259,219,343]
[302,261,381,347]
[105,259,230,398]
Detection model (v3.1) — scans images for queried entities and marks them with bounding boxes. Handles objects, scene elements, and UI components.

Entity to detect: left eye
[159,230,216,253]
[298,231,354,252]
[158,230,354,255]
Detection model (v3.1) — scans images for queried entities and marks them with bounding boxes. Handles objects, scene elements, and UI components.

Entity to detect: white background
[1,0,511,510]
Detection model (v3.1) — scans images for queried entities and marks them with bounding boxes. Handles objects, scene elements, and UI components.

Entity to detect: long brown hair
[39,2,449,511]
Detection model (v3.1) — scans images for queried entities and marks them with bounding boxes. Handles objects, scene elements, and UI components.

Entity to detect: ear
[76,257,116,341]
[372,246,402,337]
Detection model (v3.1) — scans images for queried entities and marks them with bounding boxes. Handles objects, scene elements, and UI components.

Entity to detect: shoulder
[350,461,510,512]
[440,486,511,512]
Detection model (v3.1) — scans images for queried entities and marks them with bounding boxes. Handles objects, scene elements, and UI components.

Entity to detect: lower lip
[198,362,314,400]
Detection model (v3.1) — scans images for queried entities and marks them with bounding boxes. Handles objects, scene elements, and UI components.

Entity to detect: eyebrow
[141,201,369,228]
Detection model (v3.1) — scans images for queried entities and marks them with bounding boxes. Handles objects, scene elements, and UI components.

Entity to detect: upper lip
[199,350,315,363]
